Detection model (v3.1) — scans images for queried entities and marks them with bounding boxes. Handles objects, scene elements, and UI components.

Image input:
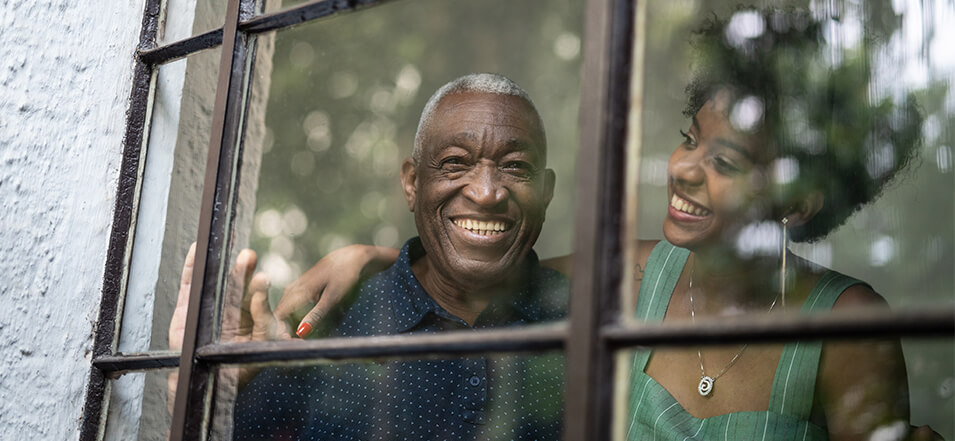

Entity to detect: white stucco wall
[0,1,146,439]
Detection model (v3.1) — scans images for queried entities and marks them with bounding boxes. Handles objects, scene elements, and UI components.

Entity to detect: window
[83,0,953,440]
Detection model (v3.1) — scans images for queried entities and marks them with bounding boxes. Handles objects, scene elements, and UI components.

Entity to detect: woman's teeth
[671,194,708,216]
[453,219,508,236]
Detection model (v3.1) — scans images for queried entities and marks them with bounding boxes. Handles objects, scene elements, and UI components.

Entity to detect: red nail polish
[296,322,312,338]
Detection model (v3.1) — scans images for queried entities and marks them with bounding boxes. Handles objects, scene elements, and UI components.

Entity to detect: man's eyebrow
[503,138,536,151]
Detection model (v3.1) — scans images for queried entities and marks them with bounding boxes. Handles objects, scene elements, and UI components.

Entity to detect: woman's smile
[669,193,711,218]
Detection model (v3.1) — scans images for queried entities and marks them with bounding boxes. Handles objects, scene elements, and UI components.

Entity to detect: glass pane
[103,367,177,441]
[209,352,565,440]
[219,0,582,345]
[622,1,953,325]
[159,0,229,45]
[118,47,220,353]
[613,339,953,440]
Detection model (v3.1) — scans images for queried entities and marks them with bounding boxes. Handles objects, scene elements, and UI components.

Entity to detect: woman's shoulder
[831,283,888,309]
[636,239,660,264]
[631,239,663,303]
[794,256,889,310]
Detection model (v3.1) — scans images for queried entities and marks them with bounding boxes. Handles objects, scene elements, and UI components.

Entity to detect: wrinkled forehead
[427,92,547,154]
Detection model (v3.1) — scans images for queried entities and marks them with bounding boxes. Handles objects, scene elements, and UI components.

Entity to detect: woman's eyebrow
[692,115,754,162]
[714,138,755,162]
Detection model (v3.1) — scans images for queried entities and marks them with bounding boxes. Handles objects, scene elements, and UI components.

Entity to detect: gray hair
[412,73,542,163]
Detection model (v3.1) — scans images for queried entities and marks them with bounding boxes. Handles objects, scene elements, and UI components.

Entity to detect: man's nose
[462,164,508,208]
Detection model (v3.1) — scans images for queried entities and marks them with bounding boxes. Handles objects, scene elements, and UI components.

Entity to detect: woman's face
[662,90,776,251]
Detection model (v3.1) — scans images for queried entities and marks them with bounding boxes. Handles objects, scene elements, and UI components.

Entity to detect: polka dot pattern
[233,238,568,440]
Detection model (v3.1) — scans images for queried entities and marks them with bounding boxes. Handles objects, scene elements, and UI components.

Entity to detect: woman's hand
[168,243,290,411]
[273,245,399,338]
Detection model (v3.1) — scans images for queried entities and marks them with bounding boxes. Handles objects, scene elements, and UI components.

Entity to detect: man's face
[401,91,555,288]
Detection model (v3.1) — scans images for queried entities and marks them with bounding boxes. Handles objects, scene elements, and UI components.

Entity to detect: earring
[780,217,789,307]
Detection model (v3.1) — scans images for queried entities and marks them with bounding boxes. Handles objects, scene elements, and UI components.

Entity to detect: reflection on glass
[613,2,953,440]
[159,0,229,44]
[219,0,582,345]
[118,48,220,353]
[211,353,565,440]
[614,340,953,441]
[630,1,953,326]
[103,368,177,441]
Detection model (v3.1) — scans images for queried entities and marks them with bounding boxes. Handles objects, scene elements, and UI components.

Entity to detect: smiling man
[233,74,567,440]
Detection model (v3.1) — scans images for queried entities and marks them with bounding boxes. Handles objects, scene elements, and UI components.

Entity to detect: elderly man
[231,73,567,440]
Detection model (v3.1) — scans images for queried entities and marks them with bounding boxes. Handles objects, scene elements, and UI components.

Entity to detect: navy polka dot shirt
[233,237,568,440]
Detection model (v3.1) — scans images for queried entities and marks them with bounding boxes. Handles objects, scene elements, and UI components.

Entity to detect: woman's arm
[818,286,939,440]
[273,245,399,338]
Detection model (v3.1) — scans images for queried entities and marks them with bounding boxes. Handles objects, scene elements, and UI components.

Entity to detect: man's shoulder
[525,263,570,321]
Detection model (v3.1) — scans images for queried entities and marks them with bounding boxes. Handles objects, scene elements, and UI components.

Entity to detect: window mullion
[563,0,634,440]
[604,307,955,348]
[168,0,252,437]
[138,29,225,65]
[238,0,392,34]
[194,325,567,364]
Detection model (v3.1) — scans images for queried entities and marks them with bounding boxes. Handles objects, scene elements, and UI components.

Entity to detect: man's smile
[448,216,516,248]
[451,217,512,236]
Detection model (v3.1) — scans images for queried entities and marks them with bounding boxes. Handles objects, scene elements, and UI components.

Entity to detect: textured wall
[0,0,145,439]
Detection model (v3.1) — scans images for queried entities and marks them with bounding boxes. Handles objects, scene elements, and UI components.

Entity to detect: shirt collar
[389,237,545,333]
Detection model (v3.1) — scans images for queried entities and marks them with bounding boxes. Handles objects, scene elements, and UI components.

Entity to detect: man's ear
[783,191,824,227]
[542,168,556,209]
[400,158,417,212]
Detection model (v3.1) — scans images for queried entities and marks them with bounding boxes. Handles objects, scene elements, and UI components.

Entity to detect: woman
[258,8,938,441]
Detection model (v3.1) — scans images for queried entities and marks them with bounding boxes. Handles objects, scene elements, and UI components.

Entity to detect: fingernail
[296,322,312,338]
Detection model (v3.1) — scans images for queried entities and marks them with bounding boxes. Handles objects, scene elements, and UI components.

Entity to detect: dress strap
[631,240,690,370]
[768,270,867,418]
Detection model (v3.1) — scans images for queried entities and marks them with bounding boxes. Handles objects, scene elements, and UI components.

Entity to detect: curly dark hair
[683,7,922,242]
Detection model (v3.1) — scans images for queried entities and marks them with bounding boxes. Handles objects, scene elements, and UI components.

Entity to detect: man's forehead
[428,92,544,141]
[435,91,534,117]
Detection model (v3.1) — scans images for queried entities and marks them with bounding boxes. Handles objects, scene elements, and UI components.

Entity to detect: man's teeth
[453,219,508,236]
[671,194,707,216]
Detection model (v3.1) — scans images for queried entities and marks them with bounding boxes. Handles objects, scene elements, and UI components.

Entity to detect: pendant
[698,375,714,396]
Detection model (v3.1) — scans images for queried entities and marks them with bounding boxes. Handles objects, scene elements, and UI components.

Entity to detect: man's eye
[439,157,468,171]
[503,161,534,176]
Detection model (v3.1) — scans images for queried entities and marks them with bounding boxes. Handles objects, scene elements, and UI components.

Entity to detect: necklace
[688,263,779,397]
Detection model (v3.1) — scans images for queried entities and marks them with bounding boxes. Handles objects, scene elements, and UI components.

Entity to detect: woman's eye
[713,156,741,174]
[679,129,697,148]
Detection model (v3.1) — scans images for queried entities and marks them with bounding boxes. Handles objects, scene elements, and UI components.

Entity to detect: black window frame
[81,0,955,440]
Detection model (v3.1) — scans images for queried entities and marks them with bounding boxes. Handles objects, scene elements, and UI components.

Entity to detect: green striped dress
[626,240,865,441]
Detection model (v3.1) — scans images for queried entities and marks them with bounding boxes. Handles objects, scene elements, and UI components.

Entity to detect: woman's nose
[462,164,508,209]
[670,148,705,186]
